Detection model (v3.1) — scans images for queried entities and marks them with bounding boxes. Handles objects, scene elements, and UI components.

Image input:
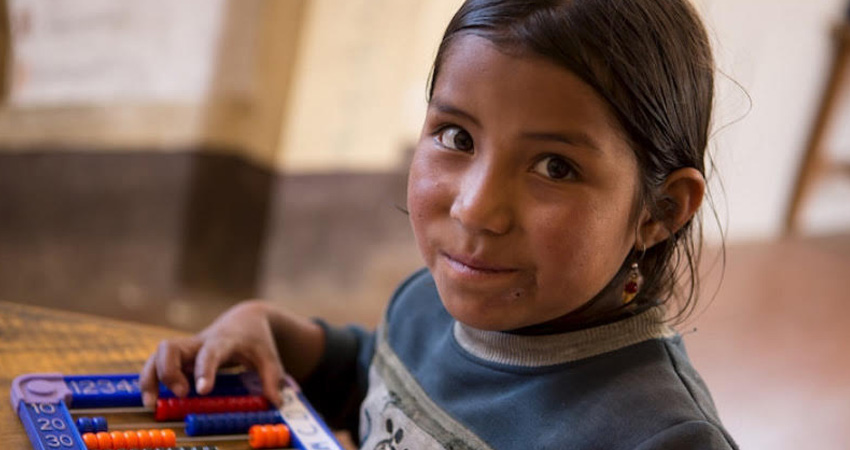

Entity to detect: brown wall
[0,150,419,330]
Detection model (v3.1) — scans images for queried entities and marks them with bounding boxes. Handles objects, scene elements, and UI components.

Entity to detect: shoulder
[601,336,738,449]
[522,334,738,449]
[659,338,738,448]
[633,419,737,450]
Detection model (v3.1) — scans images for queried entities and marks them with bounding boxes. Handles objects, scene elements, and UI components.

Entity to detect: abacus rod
[107,420,184,430]
[80,430,278,445]
[177,434,250,443]
[71,406,152,414]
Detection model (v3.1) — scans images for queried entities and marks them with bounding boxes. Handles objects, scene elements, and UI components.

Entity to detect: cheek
[532,215,595,274]
[407,154,449,254]
[407,157,432,225]
[531,204,633,292]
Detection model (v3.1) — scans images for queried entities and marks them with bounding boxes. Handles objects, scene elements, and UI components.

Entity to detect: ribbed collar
[452,307,675,367]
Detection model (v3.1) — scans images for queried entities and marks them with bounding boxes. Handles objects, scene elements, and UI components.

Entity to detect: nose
[449,161,514,235]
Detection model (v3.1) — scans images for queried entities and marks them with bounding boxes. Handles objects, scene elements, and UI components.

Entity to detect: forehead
[432,34,628,147]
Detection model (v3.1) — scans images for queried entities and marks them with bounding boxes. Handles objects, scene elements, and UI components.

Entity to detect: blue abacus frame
[11,372,345,450]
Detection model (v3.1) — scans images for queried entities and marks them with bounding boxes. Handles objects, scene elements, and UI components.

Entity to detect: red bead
[156,395,269,420]
[625,281,639,293]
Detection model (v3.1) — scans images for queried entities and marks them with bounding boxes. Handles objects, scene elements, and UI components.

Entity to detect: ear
[637,168,705,250]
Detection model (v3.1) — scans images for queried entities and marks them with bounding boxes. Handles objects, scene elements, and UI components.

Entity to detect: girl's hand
[139,300,325,409]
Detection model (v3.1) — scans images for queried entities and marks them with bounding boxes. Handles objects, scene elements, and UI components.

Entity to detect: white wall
[700,0,850,241]
[6,0,233,104]
[278,0,463,172]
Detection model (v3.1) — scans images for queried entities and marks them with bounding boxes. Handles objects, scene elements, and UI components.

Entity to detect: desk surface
[1,301,249,450]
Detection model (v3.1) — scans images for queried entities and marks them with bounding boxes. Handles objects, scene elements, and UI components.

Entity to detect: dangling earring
[622,262,643,304]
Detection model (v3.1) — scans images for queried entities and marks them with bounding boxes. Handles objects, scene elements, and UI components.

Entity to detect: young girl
[141,0,738,448]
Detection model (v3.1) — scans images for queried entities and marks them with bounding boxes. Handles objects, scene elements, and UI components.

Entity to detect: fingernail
[172,384,188,398]
[196,377,209,395]
[142,392,156,408]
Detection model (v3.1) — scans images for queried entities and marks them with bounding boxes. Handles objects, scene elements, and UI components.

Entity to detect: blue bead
[75,417,92,433]
[92,416,108,432]
[184,414,201,436]
[75,416,107,433]
[184,410,283,436]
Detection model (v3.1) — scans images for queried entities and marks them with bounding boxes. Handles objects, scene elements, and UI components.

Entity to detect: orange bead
[249,423,291,449]
[122,430,139,448]
[249,424,269,449]
[109,432,126,449]
[95,431,112,449]
[249,425,263,448]
[161,428,177,446]
[135,430,152,448]
[148,429,163,447]
[82,433,99,449]
[271,423,291,447]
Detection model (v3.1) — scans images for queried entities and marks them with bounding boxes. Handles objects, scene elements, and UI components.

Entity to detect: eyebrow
[519,131,602,153]
[431,101,481,127]
[430,99,602,154]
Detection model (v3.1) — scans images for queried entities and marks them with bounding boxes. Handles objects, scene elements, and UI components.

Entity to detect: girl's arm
[138,300,325,408]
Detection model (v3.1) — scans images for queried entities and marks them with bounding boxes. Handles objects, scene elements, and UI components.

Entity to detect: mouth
[440,251,518,275]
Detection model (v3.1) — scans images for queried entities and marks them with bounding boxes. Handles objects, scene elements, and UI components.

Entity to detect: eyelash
[432,124,580,181]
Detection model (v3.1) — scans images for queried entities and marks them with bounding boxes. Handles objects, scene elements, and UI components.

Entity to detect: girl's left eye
[532,155,578,180]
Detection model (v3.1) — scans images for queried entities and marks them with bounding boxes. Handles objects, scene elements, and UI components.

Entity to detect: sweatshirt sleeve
[633,420,737,450]
[299,319,376,437]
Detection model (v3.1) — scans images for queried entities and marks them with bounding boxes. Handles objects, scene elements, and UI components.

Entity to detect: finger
[193,340,230,396]
[258,357,286,408]
[139,352,160,409]
[155,339,198,398]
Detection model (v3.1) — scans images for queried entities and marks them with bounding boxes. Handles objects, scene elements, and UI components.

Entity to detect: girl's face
[407,35,643,332]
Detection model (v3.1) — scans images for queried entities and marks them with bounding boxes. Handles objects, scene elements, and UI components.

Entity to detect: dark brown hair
[428,0,716,321]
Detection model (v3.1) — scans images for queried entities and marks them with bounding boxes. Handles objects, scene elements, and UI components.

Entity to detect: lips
[441,251,517,274]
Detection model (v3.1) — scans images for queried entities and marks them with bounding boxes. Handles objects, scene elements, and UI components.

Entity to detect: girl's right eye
[435,126,474,152]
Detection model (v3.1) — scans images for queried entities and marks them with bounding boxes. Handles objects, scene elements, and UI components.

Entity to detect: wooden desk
[2,301,357,450]
[0,301,247,450]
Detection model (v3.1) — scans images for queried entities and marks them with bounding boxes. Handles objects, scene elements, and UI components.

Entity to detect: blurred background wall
[0,0,459,328]
[706,0,850,238]
[1,0,849,448]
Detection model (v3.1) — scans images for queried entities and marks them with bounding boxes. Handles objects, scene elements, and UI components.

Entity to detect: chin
[440,298,528,332]
[434,279,542,331]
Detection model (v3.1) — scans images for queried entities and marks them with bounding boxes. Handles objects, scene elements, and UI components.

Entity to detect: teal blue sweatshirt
[302,268,737,449]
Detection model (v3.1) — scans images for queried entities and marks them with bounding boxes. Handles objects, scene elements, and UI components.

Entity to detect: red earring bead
[622,262,642,304]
